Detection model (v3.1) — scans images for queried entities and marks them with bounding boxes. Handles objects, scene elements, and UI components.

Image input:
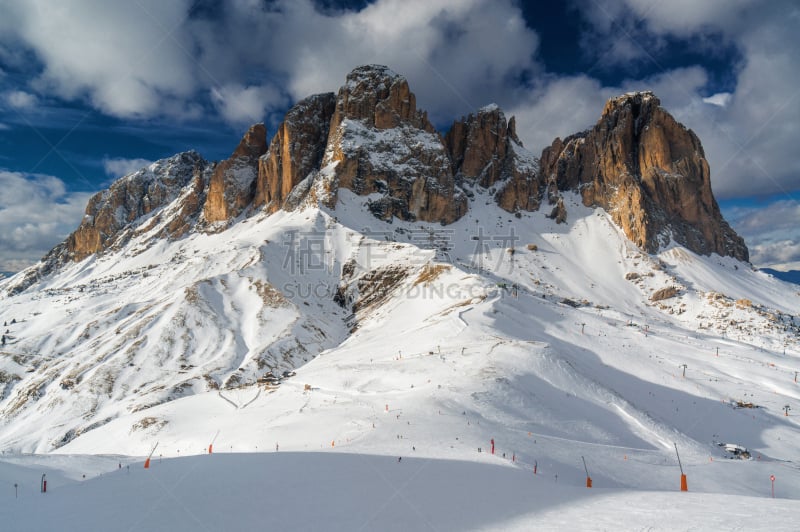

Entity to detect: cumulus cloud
[210,83,286,125]
[0,0,196,118]
[723,199,800,268]
[0,170,93,272]
[102,157,154,178]
[191,0,540,124]
[0,0,540,126]
[702,92,732,108]
[4,89,37,108]
[508,75,609,152]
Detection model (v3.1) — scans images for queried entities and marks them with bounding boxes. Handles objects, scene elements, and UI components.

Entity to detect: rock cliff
[540,92,748,260]
[445,105,540,213]
[69,151,209,260]
[203,123,267,225]
[255,93,336,213]
[315,65,466,223]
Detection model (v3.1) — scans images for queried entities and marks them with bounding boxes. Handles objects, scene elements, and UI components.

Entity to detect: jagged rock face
[163,165,211,238]
[540,92,748,261]
[445,106,540,212]
[203,124,267,224]
[67,151,208,261]
[446,105,515,188]
[319,65,466,223]
[330,64,435,132]
[255,93,336,213]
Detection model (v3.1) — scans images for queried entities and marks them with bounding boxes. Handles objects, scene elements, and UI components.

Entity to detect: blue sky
[0,0,798,272]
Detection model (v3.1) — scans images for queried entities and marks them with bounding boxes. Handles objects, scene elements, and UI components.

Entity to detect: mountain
[5,66,747,300]
[539,92,748,261]
[1,66,799,514]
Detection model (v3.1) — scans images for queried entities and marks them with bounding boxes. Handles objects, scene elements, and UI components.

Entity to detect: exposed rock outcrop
[255,93,336,213]
[540,92,748,261]
[445,105,540,213]
[203,124,267,224]
[68,151,209,261]
[317,65,466,223]
[330,64,435,132]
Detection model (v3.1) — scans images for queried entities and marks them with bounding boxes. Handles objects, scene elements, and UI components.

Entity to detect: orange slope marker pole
[582,456,592,488]
[675,443,687,491]
[144,441,159,469]
[209,430,220,454]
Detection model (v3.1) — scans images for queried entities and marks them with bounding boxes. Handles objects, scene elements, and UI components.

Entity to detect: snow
[1,182,799,529]
[2,453,798,531]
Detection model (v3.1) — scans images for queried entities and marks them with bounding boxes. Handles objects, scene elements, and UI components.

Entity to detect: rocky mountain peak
[601,91,660,120]
[540,91,748,261]
[445,104,539,213]
[69,150,208,259]
[314,65,464,223]
[231,122,268,159]
[333,64,434,131]
[446,104,520,187]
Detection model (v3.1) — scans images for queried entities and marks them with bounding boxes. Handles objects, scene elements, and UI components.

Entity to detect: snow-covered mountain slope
[0,182,798,508]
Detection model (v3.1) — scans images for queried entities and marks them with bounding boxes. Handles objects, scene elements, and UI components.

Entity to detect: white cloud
[508,75,610,152]
[702,92,732,108]
[0,0,540,126]
[4,89,37,108]
[210,83,286,125]
[603,0,758,38]
[723,199,800,268]
[0,0,196,118]
[749,240,800,270]
[0,170,93,271]
[102,157,153,178]
[0,122,9,130]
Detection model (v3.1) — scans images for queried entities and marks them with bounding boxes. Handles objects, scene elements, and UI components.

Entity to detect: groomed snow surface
[3,453,799,531]
[1,190,799,530]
